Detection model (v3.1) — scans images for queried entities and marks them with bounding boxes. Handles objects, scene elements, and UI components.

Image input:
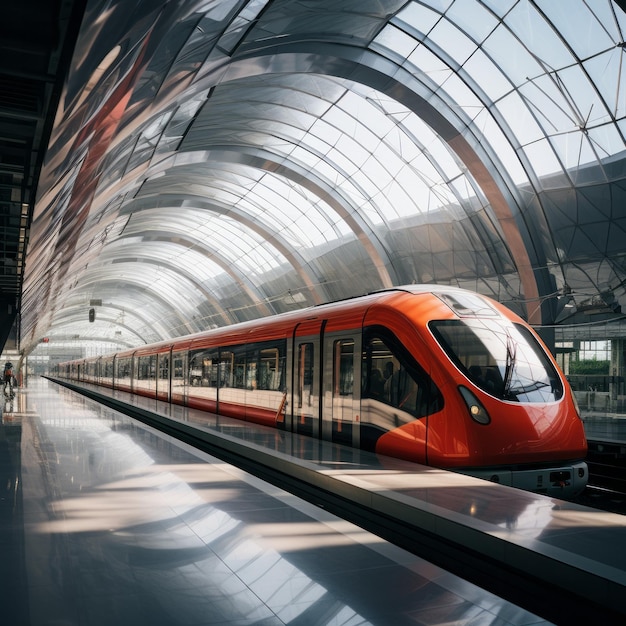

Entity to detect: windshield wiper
[502,333,517,399]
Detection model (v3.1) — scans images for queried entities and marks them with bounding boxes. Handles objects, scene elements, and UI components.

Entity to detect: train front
[424,289,588,497]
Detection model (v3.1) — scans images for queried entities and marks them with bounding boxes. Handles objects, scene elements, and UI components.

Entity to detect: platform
[41,375,626,625]
[0,377,554,626]
[583,413,626,441]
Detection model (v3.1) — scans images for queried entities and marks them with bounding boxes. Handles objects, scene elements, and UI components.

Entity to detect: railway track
[574,485,626,514]
[575,439,626,513]
[586,439,626,489]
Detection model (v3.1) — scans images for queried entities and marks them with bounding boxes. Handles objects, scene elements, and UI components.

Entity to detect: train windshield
[430,319,563,403]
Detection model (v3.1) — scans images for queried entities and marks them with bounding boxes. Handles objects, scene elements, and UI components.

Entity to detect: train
[54,285,588,497]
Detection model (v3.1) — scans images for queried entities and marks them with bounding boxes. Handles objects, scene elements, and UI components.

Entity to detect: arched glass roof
[21,0,626,357]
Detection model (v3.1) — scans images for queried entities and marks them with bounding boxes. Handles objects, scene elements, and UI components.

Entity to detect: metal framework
[17,0,626,360]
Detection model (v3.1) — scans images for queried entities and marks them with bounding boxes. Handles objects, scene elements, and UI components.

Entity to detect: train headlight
[458,386,491,425]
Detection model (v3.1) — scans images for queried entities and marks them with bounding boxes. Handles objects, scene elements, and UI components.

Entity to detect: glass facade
[20,0,626,395]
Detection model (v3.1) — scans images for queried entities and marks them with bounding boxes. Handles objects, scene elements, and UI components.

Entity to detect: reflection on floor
[0,378,549,625]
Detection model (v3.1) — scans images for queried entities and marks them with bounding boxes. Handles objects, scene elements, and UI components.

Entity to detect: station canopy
[21,0,626,358]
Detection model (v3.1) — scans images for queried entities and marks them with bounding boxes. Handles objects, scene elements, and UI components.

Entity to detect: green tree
[569,358,610,375]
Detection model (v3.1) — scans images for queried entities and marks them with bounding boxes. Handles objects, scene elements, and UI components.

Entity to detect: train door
[290,320,325,438]
[171,350,187,405]
[156,349,171,402]
[322,332,361,448]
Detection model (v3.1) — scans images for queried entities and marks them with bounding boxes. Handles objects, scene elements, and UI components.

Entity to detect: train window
[362,338,391,402]
[214,350,231,387]
[257,346,285,391]
[232,345,248,389]
[171,351,186,396]
[243,355,255,389]
[158,354,169,380]
[135,354,157,394]
[512,324,563,402]
[188,341,286,391]
[334,339,354,396]
[362,329,441,418]
[229,342,287,391]
[430,319,563,403]
[87,360,97,381]
[188,350,202,386]
[172,352,185,380]
[297,343,313,409]
[103,358,113,379]
[137,355,156,380]
[116,357,132,382]
[189,348,219,387]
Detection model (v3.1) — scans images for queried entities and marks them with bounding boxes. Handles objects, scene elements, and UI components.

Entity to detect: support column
[610,338,625,412]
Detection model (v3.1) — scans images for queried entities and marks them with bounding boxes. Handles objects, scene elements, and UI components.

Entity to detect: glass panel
[216,0,270,54]
[296,342,316,436]
[586,124,625,163]
[136,355,157,394]
[481,0,516,17]
[171,351,187,398]
[231,345,247,389]
[244,176,346,248]
[482,23,543,88]
[245,347,258,390]
[518,76,575,136]
[522,138,565,181]
[495,90,545,146]
[435,68,487,115]
[549,132,596,171]
[188,349,216,387]
[583,51,626,119]
[158,353,169,398]
[363,337,419,414]
[447,0,497,44]
[332,339,354,445]
[102,358,114,384]
[371,23,418,62]
[538,0,614,59]
[430,319,563,403]
[186,347,220,410]
[405,44,453,88]
[392,3,441,39]
[158,354,169,380]
[506,2,575,69]
[334,340,354,397]
[556,64,611,128]
[218,350,235,388]
[258,346,284,391]
[428,17,478,67]
[460,50,513,102]
[297,343,313,409]
[115,357,132,388]
[362,328,443,424]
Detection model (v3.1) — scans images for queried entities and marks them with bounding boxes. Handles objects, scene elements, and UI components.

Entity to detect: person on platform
[3,361,15,398]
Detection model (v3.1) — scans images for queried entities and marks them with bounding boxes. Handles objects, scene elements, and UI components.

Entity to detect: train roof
[69,285,502,362]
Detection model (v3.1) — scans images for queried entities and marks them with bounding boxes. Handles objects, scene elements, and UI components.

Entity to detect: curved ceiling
[21,0,626,358]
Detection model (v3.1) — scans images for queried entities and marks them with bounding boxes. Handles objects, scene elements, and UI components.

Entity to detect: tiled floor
[0,378,549,625]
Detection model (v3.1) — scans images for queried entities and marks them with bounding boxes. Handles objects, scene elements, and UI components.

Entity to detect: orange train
[56,285,588,497]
